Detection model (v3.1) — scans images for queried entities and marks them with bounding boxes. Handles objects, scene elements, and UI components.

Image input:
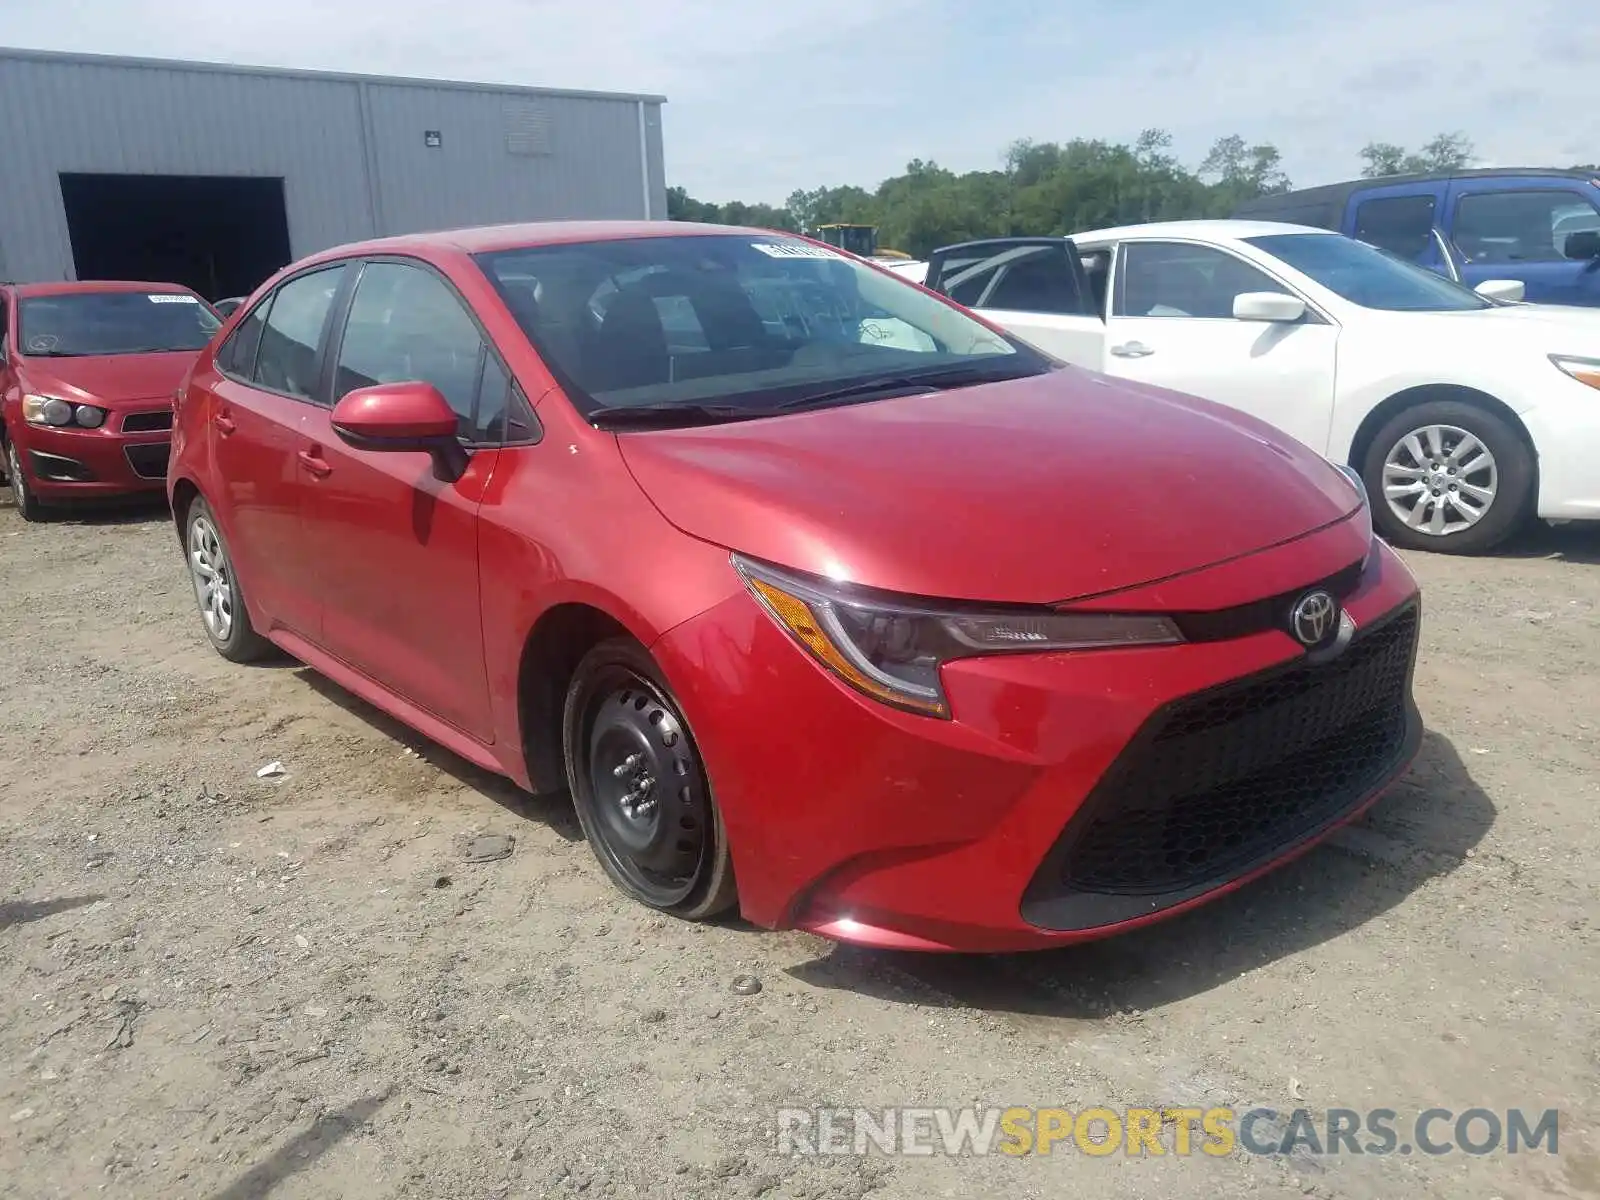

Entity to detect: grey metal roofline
[0,44,668,105]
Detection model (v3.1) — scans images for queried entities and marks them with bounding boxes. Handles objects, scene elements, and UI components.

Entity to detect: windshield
[18,291,222,357]
[473,234,1047,422]
[1243,232,1493,312]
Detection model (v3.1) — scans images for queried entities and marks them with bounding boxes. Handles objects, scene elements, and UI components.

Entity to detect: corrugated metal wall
[0,48,668,284]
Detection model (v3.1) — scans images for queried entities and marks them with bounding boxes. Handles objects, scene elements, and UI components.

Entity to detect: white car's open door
[922,238,1106,367]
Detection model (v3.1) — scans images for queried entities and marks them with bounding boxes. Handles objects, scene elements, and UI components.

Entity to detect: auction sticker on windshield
[148,294,199,303]
[751,241,844,260]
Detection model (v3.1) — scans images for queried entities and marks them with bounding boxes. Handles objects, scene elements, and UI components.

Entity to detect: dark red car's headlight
[23,394,105,428]
[733,554,1182,719]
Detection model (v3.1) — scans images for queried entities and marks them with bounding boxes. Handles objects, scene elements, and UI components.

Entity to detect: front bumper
[10,409,173,499]
[1525,385,1600,521]
[652,533,1422,953]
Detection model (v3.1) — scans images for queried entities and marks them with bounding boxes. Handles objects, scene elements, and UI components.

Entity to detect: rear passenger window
[1353,195,1437,262]
[219,299,269,378]
[252,266,346,399]
[936,244,1087,315]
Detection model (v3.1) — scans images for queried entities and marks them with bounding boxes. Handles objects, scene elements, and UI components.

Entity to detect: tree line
[668,130,1597,258]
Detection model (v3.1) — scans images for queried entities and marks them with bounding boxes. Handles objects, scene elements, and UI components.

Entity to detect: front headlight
[23,394,107,428]
[1334,462,1376,554]
[23,394,74,426]
[733,555,1183,719]
[1550,354,1600,391]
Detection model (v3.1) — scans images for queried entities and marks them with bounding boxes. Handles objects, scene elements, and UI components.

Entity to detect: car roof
[1068,219,1336,244]
[11,280,201,299]
[1235,166,1600,217]
[303,219,792,265]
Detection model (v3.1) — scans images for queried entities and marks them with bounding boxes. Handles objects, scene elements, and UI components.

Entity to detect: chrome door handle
[1109,341,1154,358]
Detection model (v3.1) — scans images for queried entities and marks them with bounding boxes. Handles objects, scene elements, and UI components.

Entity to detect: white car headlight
[734,554,1183,719]
[1550,355,1600,391]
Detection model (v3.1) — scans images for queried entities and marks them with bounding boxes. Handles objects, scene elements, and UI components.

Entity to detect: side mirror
[331,381,468,481]
[1474,279,1526,303]
[1233,292,1306,322]
[1564,230,1600,261]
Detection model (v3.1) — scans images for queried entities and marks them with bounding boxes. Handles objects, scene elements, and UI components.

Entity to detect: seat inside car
[589,283,670,390]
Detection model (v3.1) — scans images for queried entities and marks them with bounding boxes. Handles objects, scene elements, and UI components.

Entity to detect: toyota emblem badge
[1289,590,1338,647]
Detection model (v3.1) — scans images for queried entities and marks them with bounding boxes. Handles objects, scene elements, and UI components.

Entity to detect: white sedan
[893,221,1600,554]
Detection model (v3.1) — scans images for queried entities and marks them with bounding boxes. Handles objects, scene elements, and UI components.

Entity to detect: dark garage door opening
[59,173,291,302]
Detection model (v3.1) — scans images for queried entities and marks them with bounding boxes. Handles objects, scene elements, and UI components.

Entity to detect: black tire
[562,636,737,921]
[5,435,47,523]
[1360,399,1534,555]
[182,494,272,663]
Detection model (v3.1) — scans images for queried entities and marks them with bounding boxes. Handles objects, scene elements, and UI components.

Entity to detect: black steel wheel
[562,637,736,919]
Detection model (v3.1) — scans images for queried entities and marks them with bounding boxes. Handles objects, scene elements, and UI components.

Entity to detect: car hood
[16,352,197,406]
[617,368,1362,605]
[1410,301,1600,345]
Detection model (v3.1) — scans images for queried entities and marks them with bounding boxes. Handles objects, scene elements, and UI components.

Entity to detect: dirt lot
[2,499,1598,1200]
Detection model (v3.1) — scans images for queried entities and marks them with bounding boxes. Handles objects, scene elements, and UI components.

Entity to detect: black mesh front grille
[121,410,173,433]
[1022,603,1420,931]
[124,443,171,480]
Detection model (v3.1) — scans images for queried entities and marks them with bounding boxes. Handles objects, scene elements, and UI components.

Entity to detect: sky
[3,0,1596,204]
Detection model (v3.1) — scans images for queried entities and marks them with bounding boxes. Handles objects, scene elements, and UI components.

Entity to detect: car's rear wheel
[184,495,271,662]
[562,637,737,920]
[1361,399,1533,555]
[5,437,46,523]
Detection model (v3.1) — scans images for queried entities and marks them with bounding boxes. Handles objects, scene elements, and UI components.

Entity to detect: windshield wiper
[587,402,765,430]
[773,364,1037,412]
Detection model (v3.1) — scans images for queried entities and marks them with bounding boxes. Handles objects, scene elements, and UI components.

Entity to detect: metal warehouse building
[0,47,668,301]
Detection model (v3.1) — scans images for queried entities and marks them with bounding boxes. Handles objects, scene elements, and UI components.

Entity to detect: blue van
[1234,168,1600,306]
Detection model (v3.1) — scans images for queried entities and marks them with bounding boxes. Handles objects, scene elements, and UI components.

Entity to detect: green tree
[665,129,1519,256]
[1359,131,1475,177]
[1199,134,1291,208]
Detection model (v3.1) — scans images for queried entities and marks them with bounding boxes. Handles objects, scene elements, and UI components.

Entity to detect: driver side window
[335,261,486,432]
[1114,242,1291,319]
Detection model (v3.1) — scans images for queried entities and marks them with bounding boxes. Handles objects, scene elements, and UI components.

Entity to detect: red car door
[206,264,352,640]
[296,259,498,743]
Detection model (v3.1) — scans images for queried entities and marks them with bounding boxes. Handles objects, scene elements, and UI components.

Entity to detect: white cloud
[3,0,1595,204]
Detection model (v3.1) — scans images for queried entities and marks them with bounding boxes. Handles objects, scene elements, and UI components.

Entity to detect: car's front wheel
[5,436,46,522]
[184,494,271,662]
[1361,399,1534,555]
[562,637,738,921]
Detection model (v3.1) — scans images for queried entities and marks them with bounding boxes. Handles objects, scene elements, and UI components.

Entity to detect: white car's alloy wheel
[1381,423,1498,538]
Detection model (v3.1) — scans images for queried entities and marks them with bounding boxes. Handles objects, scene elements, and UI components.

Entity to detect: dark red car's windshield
[474,234,1050,423]
[18,292,222,358]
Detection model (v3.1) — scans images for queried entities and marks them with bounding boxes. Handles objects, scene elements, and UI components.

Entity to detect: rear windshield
[18,291,222,357]
[472,234,1047,420]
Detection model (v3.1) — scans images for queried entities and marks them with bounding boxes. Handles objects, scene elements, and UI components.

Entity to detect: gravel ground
[2,497,1598,1200]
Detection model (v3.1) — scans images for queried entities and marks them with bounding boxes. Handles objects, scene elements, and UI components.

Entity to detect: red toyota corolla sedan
[166,221,1422,953]
[2,280,222,520]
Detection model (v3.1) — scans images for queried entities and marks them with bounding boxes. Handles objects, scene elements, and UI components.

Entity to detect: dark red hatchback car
[167,221,1423,952]
[2,280,221,519]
